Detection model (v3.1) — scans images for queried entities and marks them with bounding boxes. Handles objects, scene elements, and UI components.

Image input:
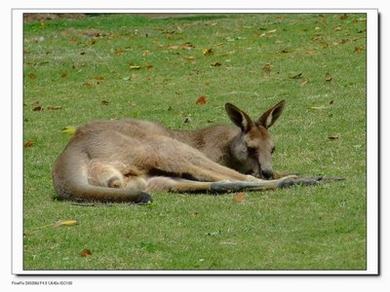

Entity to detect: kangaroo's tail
[52,148,152,204]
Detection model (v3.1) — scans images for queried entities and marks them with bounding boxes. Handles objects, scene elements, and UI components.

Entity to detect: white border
[12,8,378,275]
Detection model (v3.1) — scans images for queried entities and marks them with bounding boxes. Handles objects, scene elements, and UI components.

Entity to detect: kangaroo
[52,100,329,204]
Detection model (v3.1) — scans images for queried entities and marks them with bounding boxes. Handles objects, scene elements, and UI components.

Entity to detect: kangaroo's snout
[261,169,273,180]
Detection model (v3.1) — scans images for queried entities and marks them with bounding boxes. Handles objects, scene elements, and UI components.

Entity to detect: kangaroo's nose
[261,169,273,180]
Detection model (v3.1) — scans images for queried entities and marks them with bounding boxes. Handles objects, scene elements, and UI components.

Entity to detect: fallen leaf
[206,231,220,236]
[328,135,339,140]
[320,41,329,48]
[334,26,342,31]
[305,49,316,56]
[354,46,364,53]
[101,100,109,105]
[183,116,192,124]
[339,14,348,20]
[94,76,105,81]
[129,65,141,70]
[196,96,207,105]
[233,192,246,203]
[300,78,309,86]
[53,219,78,228]
[47,105,63,111]
[62,126,77,136]
[267,29,277,33]
[168,42,195,50]
[27,72,37,80]
[184,56,195,61]
[143,50,151,56]
[262,63,272,75]
[210,62,222,67]
[325,73,333,81]
[114,48,125,56]
[80,248,92,257]
[83,81,94,88]
[181,42,195,50]
[32,105,43,111]
[309,106,330,110]
[145,63,153,70]
[289,72,303,79]
[24,140,34,148]
[202,48,213,56]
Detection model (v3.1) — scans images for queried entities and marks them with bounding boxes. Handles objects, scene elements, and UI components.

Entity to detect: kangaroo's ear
[225,103,254,132]
[256,100,286,129]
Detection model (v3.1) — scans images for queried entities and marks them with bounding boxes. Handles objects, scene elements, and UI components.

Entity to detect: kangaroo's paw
[277,176,345,188]
[132,192,153,205]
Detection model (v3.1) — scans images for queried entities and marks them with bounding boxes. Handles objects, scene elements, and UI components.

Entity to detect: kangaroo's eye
[271,146,275,154]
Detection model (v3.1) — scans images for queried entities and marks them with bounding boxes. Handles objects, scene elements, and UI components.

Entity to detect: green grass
[23,13,366,270]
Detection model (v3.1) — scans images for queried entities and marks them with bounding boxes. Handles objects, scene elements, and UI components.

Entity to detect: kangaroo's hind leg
[144,176,302,193]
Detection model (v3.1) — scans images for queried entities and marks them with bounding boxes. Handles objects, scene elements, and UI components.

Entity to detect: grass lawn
[22,13,366,270]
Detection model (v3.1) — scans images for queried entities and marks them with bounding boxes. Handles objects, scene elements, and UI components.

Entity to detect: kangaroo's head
[225,100,285,179]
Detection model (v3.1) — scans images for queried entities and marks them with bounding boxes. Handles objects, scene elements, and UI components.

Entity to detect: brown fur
[52,100,309,204]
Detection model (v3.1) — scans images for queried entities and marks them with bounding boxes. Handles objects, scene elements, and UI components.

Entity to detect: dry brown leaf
[32,105,43,111]
[94,76,105,81]
[289,72,303,79]
[27,72,37,80]
[300,78,309,86]
[325,73,333,81]
[168,42,195,50]
[233,192,246,203]
[80,248,92,257]
[196,96,207,105]
[83,81,94,88]
[47,105,62,111]
[305,49,316,56]
[339,14,348,20]
[354,46,364,53]
[328,135,339,140]
[24,140,33,148]
[262,63,272,75]
[202,48,213,56]
[210,62,222,67]
[114,48,125,56]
